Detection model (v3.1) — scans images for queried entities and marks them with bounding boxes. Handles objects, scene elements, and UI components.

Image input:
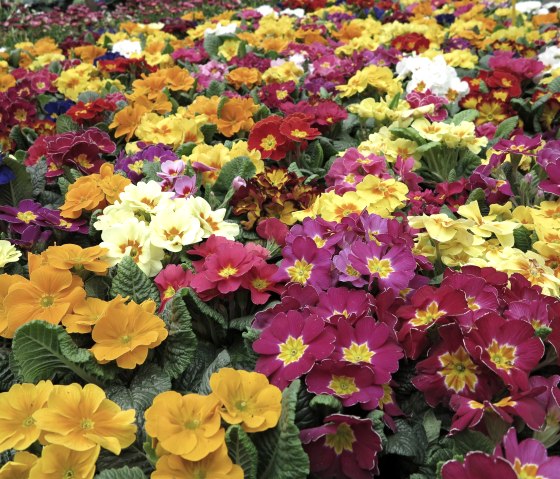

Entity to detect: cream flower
[0,240,21,268]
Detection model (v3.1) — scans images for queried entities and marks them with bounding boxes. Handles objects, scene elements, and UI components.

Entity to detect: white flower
[515,1,542,13]
[118,180,174,216]
[280,8,305,17]
[100,218,164,277]
[289,53,307,68]
[256,5,277,17]
[93,204,136,232]
[538,46,560,71]
[0,240,21,268]
[149,201,205,252]
[203,22,238,37]
[111,39,142,59]
[184,197,239,240]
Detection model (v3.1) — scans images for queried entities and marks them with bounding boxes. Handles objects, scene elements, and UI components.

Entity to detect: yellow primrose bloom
[410,118,450,143]
[512,206,535,230]
[135,113,204,148]
[0,239,21,268]
[408,214,473,243]
[0,452,38,479]
[443,49,478,69]
[337,65,401,98]
[218,39,240,61]
[262,62,303,84]
[355,175,408,215]
[312,191,365,222]
[28,445,99,479]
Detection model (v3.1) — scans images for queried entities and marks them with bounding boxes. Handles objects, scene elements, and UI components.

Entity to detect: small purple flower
[0,199,51,234]
[157,159,185,183]
[494,134,542,156]
[173,175,197,198]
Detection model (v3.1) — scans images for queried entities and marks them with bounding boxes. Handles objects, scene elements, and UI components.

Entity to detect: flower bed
[0,0,560,477]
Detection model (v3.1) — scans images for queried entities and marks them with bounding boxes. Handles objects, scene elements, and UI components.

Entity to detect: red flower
[279,113,320,142]
[248,115,290,161]
[241,262,282,305]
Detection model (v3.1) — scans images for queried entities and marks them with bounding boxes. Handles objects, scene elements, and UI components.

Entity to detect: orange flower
[90,298,168,369]
[98,162,131,204]
[59,177,106,219]
[0,274,26,336]
[72,45,107,63]
[44,244,109,274]
[186,95,220,122]
[3,266,85,338]
[226,67,262,90]
[109,102,149,141]
[62,297,110,334]
[154,66,195,91]
[0,74,16,92]
[215,97,256,137]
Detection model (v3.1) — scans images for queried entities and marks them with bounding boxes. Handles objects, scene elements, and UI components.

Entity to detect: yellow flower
[336,65,400,98]
[0,451,38,479]
[355,175,409,215]
[0,381,53,452]
[90,298,168,369]
[210,368,282,433]
[153,445,243,479]
[33,383,137,455]
[29,445,99,479]
[145,392,224,461]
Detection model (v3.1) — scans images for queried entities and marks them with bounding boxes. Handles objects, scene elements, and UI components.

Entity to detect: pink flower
[154,264,193,311]
[441,452,517,479]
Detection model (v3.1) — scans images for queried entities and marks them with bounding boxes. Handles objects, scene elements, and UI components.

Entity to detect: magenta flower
[465,314,544,391]
[253,311,335,389]
[300,414,382,479]
[348,240,416,293]
[531,375,560,447]
[256,218,289,247]
[277,237,333,290]
[310,287,373,324]
[331,317,402,384]
[333,247,368,288]
[441,452,517,479]
[494,134,542,156]
[305,360,383,408]
[496,428,560,479]
[154,264,193,311]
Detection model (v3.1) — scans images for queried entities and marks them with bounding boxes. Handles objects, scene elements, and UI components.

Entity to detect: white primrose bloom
[118,180,174,216]
[289,53,307,68]
[396,55,469,100]
[515,1,542,13]
[280,8,305,17]
[93,204,136,232]
[256,5,277,17]
[184,196,240,240]
[149,202,205,252]
[100,218,164,277]
[0,240,21,268]
[111,39,142,58]
[539,46,560,71]
[203,22,238,37]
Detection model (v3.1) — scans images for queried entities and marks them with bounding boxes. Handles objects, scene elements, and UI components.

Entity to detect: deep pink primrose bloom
[310,287,373,324]
[154,264,193,311]
[441,452,517,479]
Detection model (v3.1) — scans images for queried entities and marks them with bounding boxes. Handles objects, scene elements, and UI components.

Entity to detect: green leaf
[493,116,519,141]
[217,96,229,119]
[309,394,342,412]
[95,466,146,479]
[142,161,161,182]
[513,226,533,252]
[452,109,479,125]
[416,141,441,154]
[466,187,486,204]
[109,256,161,308]
[78,91,101,103]
[226,425,258,479]
[304,141,324,170]
[176,142,197,157]
[56,114,78,134]
[449,430,494,455]
[9,126,31,150]
[386,418,428,462]
[159,294,197,379]
[173,340,217,393]
[423,410,442,444]
[213,156,256,195]
[548,76,560,94]
[203,34,222,58]
[12,321,114,385]
[390,127,426,144]
[27,159,47,198]
[0,344,17,392]
[255,380,310,479]
[201,123,218,143]
[198,349,231,395]
[207,80,225,97]
[0,157,33,206]
[183,287,228,330]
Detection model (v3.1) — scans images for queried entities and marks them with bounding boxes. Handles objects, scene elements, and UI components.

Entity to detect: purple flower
[173,175,197,198]
[494,134,542,156]
[253,310,335,389]
[0,199,51,234]
[310,287,372,324]
[301,414,382,479]
[157,159,185,183]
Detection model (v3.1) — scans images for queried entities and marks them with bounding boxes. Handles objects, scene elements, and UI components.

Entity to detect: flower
[29,445,99,479]
[3,265,85,338]
[0,452,38,479]
[154,264,193,310]
[0,239,21,267]
[90,298,168,369]
[33,383,136,454]
[247,115,290,161]
[43,244,109,274]
[144,392,224,461]
[209,368,282,432]
[254,310,335,389]
[301,414,382,479]
[441,452,517,479]
[152,445,243,479]
[0,381,53,452]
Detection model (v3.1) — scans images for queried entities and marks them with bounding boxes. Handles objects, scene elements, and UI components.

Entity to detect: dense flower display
[1,0,560,477]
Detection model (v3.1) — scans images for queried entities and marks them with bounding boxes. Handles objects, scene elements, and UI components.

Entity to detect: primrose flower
[0,451,38,479]
[254,310,335,389]
[209,368,282,432]
[145,392,224,461]
[441,452,517,479]
[0,239,21,268]
[301,414,382,479]
[28,445,99,479]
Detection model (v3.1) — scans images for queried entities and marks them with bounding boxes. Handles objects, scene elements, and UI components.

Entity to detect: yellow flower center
[345,265,360,277]
[185,419,200,430]
[276,90,288,100]
[324,422,356,455]
[251,278,269,290]
[163,286,175,299]
[328,375,359,396]
[439,347,478,393]
[286,259,314,284]
[313,236,326,248]
[410,301,446,327]
[194,469,206,479]
[40,295,55,308]
[120,335,132,344]
[513,461,542,479]
[80,418,94,430]
[466,296,479,311]
[290,129,308,139]
[75,153,93,169]
[235,400,248,411]
[342,343,374,364]
[487,340,516,371]
[22,416,35,427]
[366,257,394,278]
[64,470,75,479]
[219,265,238,278]
[16,211,37,223]
[278,336,308,365]
[129,160,144,174]
[260,135,277,151]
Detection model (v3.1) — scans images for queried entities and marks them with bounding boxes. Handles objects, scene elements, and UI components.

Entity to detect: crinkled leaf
[201,123,218,143]
[198,349,231,395]
[183,287,227,330]
[386,418,428,462]
[226,425,258,479]
[448,430,494,455]
[203,34,222,57]
[423,410,442,444]
[493,116,519,141]
[27,159,47,198]
[390,127,426,145]
[0,157,33,206]
[173,340,217,393]
[549,76,560,94]
[56,114,78,134]
[452,109,479,125]
[12,321,115,385]
[109,256,160,308]
[213,156,256,195]
[95,466,146,479]
[513,226,533,252]
[255,380,310,479]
